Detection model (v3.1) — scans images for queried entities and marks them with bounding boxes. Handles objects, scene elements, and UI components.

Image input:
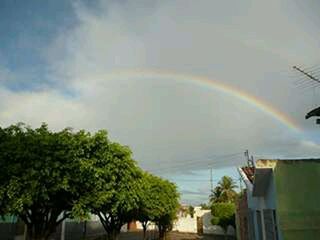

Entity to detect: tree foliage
[137,173,179,240]
[85,140,143,240]
[210,202,235,231]
[210,176,237,203]
[0,123,180,240]
[200,203,210,210]
[209,176,237,238]
[153,179,180,240]
[136,173,159,240]
[188,206,195,218]
[0,123,99,239]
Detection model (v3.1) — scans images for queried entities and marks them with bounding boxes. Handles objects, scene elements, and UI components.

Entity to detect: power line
[141,151,243,169]
[144,152,242,170]
[167,177,239,182]
[146,153,243,173]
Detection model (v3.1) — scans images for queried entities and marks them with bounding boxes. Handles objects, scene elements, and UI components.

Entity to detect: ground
[115,231,236,240]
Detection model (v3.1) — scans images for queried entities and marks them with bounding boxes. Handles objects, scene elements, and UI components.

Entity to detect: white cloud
[0,88,87,130]
[1,0,320,203]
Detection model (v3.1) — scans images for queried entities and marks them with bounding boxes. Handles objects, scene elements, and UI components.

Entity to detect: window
[263,209,278,240]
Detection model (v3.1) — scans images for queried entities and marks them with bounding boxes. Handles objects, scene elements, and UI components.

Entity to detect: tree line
[0,123,179,240]
[209,176,238,239]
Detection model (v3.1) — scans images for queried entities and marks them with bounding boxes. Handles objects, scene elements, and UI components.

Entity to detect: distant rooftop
[241,166,255,183]
[256,158,320,168]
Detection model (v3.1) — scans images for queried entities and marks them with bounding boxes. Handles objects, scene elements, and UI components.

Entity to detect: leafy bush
[211,202,236,231]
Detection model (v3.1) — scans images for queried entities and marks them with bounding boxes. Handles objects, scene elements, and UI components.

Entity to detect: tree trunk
[25,223,58,240]
[224,230,228,240]
[21,211,64,240]
[158,224,166,240]
[159,230,166,240]
[26,228,47,240]
[142,222,148,240]
[107,229,120,240]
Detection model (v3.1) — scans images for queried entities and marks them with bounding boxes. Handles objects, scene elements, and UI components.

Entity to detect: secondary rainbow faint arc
[100,69,300,132]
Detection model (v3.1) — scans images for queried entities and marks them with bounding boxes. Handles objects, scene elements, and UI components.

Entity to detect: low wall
[0,221,106,240]
[0,223,16,240]
[173,212,235,235]
[173,217,196,233]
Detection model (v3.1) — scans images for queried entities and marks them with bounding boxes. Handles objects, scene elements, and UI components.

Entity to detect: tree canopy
[137,173,179,240]
[0,123,97,239]
[136,173,160,239]
[85,140,144,240]
[211,202,236,231]
[210,176,237,203]
[209,176,238,238]
[152,179,180,240]
[0,123,180,240]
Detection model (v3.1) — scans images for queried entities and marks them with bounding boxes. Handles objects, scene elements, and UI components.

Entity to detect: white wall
[173,207,234,235]
[134,206,235,236]
[173,216,197,233]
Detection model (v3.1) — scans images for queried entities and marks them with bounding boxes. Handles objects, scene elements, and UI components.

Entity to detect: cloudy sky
[1,0,320,204]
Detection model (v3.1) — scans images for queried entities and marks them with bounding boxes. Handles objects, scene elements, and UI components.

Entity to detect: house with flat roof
[237,158,320,240]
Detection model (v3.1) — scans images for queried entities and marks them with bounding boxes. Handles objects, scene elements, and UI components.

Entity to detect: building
[237,159,320,240]
[173,206,235,235]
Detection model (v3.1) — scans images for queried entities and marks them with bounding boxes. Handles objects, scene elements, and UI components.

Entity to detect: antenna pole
[293,65,320,124]
[293,66,320,84]
[244,149,254,167]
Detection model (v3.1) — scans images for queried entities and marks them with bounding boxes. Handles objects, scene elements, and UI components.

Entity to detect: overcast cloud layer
[1,0,320,203]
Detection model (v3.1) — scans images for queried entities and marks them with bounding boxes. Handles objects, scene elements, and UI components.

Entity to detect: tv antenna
[293,65,320,124]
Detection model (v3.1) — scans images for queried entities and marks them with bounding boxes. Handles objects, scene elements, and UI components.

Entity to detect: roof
[241,166,255,183]
[256,158,320,168]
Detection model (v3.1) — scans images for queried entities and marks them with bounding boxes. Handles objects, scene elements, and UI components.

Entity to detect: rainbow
[98,69,300,132]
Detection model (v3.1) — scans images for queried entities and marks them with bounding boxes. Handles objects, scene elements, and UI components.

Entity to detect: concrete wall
[274,161,320,240]
[172,208,234,235]
[244,170,280,240]
[173,216,196,233]
[236,190,249,240]
[0,220,106,240]
[243,160,320,240]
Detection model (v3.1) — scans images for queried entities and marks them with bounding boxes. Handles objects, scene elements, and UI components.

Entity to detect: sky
[1,0,320,204]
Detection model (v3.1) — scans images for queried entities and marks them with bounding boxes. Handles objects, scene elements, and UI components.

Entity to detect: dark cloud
[1,0,320,203]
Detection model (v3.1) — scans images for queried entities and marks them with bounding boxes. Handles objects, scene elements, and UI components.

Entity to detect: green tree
[188,206,195,218]
[136,173,158,240]
[0,123,99,240]
[153,179,180,240]
[211,202,236,239]
[210,176,237,203]
[137,174,179,240]
[85,141,143,240]
[200,203,210,210]
[209,176,238,240]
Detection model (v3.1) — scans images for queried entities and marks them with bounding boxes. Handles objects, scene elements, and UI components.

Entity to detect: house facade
[237,159,320,240]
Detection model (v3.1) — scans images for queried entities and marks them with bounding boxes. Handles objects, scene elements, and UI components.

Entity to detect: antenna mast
[293,65,320,124]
